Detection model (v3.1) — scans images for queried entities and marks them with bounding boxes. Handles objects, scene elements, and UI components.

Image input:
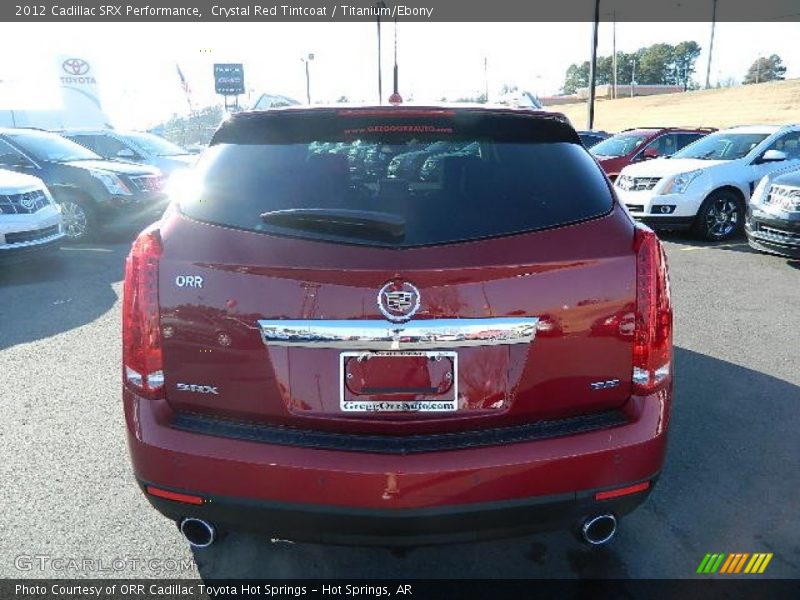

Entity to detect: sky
[0,21,798,129]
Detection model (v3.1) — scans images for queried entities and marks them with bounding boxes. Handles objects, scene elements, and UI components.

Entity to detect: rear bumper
[125,388,671,545]
[142,477,655,546]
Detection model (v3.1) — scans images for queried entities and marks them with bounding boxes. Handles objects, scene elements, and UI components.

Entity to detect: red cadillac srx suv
[123,106,673,548]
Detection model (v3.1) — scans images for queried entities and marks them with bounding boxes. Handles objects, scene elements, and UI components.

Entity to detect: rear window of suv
[178,109,613,247]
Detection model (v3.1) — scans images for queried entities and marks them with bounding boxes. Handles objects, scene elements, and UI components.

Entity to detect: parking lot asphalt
[0,231,798,580]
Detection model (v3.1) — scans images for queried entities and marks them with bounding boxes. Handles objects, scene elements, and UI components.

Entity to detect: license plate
[339,350,458,412]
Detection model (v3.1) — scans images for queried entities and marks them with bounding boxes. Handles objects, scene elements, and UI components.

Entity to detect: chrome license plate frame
[339,350,458,413]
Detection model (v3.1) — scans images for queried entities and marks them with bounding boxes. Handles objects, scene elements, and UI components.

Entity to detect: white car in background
[615,125,800,240]
[0,168,64,261]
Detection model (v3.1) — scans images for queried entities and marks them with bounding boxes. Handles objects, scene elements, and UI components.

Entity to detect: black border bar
[4,0,800,22]
[3,579,800,600]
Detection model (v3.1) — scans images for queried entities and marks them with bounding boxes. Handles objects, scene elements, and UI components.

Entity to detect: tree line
[562,40,788,94]
[742,55,787,85]
[562,41,702,94]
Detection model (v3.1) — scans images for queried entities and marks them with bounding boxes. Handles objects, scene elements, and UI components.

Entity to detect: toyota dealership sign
[60,57,96,85]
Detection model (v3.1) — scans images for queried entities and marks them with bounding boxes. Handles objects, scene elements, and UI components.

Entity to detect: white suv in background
[0,168,64,261]
[615,125,800,240]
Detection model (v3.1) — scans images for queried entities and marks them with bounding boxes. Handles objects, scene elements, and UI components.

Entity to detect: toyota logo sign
[62,58,90,76]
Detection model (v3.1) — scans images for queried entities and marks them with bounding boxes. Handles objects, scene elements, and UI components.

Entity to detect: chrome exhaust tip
[179,517,216,548]
[581,514,617,546]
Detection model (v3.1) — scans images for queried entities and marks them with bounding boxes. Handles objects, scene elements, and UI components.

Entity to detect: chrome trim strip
[257,317,539,350]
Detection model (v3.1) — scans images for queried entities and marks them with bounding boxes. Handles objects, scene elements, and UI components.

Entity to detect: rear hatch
[157,107,636,435]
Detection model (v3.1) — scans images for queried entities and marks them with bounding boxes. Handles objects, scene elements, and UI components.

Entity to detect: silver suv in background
[62,129,196,175]
[0,168,64,261]
[747,166,800,258]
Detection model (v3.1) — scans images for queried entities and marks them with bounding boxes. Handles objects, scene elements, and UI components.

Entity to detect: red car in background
[123,105,673,549]
[591,126,716,181]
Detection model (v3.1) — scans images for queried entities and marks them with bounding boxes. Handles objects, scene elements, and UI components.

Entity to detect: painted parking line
[59,246,114,252]
[679,243,750,251]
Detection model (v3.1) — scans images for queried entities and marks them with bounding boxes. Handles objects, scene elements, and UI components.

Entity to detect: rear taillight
[123,227,164,399]
[632,226,673,395]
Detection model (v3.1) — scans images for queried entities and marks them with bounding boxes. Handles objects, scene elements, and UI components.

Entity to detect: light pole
[388,12,403,104]
[705,0,718,89]
[483,57,489,103]
[587,0,600,130]
[301,53,314,104]
[376,1,387,104]
[612,11,617,99]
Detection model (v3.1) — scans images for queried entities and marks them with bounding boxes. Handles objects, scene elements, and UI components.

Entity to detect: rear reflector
[595,481,651,501]
[145,485,205,505]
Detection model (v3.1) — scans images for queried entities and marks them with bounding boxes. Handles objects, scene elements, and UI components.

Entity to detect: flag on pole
[176,63,192,111]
